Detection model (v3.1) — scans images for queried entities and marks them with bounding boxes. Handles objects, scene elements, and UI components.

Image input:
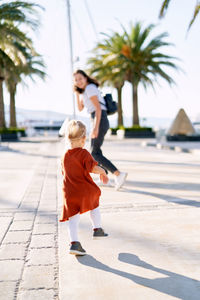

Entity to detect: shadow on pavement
[0,198,57,220]
[125,180,200,192]
[118,253,200,299]
[121,186,200,208]
[77,253,200,300]
[112,159,200,168]
[0,146,58,159]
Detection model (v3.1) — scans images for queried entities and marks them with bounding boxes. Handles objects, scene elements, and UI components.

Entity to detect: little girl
[59,120,108,255]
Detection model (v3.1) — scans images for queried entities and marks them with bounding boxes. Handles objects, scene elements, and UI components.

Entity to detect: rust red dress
[59,147,101,222]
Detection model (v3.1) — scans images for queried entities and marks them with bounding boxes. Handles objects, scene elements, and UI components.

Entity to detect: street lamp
[66,0,76,119]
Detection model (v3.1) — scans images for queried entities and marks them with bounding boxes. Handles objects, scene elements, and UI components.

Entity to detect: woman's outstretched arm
[90,95,101,138]
[75,92,84,111]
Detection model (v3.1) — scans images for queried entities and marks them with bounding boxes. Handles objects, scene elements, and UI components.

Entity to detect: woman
[73,69,127,190]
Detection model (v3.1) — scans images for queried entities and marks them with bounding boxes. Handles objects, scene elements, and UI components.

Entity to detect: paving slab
[27,247,56,265]
[0,243,27,260]
[0,260,24,281]
[9,220,34,231]
[0,216,12,243]
[20,265,55,289]
[17,289,55,300]
[32,223,57,235]
[35,214,57,224]
[30,234,55,248]
[2,230,31,244]
[0,282,17,300]
[14,212,35,221]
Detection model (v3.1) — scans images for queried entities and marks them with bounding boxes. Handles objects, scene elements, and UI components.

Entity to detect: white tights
[68,207,101,242]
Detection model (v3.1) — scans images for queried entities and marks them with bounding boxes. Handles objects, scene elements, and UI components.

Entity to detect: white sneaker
[94,179,113,187]
[114,172,128,190]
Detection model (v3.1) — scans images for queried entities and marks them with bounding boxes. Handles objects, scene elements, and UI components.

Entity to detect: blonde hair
[66,120,86,141]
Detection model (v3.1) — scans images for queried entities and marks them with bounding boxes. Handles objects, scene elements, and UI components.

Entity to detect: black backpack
[100,94,118,115]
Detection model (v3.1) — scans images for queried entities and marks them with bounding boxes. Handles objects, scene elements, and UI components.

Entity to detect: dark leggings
[90,110,118,174]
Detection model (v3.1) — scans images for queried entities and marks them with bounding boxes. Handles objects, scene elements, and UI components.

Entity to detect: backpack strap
[98,99,107,109]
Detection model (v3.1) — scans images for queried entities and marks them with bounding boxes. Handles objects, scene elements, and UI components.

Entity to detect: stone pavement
[142,138,200,155]
[0,137,200,300]
[0,139,59,299]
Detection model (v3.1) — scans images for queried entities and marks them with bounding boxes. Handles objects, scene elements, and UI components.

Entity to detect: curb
[141,141,200,155]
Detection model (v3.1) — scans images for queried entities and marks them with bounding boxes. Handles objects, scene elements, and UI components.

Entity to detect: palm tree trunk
[0,76,6,128]
[117,86,123,126]
[132,83,139,126]
[10,85,17,127]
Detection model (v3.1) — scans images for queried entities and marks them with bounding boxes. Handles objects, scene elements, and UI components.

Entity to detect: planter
[117,129,125,139]
[19,130,27,137]
[0,128,26,141]
[124,130,155,138]
[0,132,19,141]
[105,128,112,139]
[111,128,117,135]
[166,135,200,142]
[112,127,155,138]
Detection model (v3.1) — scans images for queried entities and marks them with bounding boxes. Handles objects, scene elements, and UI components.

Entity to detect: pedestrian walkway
[142,137,200,155]
[0,139,59,299]
[0,137,200,299]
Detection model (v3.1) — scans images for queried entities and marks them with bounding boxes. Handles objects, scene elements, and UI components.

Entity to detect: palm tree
[0,25,30,128]
[122,23,180,126]
[0,23,36,127]
[0,1,41,29]
[87,50,125,126]
[0,1,43,128]
[159,0,200,30]
[6,54,46,127]
[93,23,179,126]
[0,53,11,128]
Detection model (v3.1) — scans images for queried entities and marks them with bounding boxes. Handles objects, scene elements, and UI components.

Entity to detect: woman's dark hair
[73,69,99,94]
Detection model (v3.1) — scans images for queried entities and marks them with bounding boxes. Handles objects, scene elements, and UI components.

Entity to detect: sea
[4,106,200,136]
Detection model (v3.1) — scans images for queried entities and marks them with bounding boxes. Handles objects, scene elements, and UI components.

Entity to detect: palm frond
[0,1,44,30]
[188,2,200,30]
[134,23,155,51]
[159,0,200,31]
[159,0,171,18]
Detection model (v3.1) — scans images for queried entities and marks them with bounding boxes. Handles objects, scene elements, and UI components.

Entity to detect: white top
[83,83,106,114]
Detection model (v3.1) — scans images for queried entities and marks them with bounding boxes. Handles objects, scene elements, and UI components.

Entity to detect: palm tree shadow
[0,146,58,158]
[77,254,200,299]
[121,187,200,208]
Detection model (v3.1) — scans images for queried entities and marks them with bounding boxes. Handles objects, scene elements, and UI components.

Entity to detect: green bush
[111,126,153,134]
[0,127,26,134]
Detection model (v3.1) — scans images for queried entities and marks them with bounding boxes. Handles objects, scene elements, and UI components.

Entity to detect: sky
[4,0,200,125]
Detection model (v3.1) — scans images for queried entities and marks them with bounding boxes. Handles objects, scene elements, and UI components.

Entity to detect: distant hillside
[4,106,176,129]
[17,108,68,121]
[5,106,90,127]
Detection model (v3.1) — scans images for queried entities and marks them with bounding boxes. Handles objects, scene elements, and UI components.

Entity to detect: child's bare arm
[91,165,108,184]
[61,159,65,176]
[91,165,105,175]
